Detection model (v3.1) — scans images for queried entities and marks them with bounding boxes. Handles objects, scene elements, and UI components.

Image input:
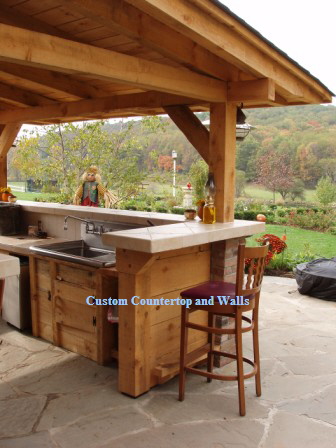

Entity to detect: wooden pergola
[0,0,333,221]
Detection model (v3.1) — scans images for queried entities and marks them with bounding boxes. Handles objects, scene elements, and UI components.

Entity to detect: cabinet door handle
[92,316,96,327]
[47,291,52,301]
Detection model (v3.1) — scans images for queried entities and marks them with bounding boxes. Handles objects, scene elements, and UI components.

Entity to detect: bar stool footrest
[185,350,257,381]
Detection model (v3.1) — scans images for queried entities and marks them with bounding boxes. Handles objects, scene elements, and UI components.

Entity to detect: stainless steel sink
[30,240,116,267]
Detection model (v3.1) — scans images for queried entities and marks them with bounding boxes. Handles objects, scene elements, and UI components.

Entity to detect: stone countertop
[17,200,184,226]
[102,220,265,253]
[0,235,67,256]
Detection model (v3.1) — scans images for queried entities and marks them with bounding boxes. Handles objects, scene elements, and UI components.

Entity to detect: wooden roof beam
[0,23,227,103]
[0,92,201,124]
[0,63,107,100]
[0,81,56,107]
[0,76,278,124]
[126,0,331,104]
[59,0,238,81]
[164,105,209,162]
[228,78,275,103]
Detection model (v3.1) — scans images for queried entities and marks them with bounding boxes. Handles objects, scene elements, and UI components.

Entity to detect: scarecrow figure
[73,166,117,208]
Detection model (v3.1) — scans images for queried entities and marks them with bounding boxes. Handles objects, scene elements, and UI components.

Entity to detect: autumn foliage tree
[157,155,173,171]
[12,117,164,202]
[257,150,295,202]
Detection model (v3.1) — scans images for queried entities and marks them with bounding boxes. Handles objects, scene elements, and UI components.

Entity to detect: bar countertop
[102,220,265,253]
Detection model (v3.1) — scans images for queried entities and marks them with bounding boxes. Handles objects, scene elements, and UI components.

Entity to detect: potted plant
[0,187,12,202]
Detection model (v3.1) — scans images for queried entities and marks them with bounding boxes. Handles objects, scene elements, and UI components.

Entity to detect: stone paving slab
[0,277,336,447]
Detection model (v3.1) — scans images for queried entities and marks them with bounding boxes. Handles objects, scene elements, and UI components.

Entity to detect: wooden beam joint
[164,105,209,162]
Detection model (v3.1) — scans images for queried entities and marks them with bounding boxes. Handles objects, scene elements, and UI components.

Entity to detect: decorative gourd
[256,214,266,222]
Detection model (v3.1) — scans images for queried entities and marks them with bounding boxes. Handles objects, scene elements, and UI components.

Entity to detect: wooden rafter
[0,92,201,123]
[0,81,56,107]
[0,63,108,100]
[164,105,209,162]
[0,75,280,123]
[0,4,74,39]
[126,0,331,104]
[58,0,238,81]
[0,23,227,103]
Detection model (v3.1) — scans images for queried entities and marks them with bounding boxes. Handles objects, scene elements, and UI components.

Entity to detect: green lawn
[243,184,316,202]
[11,191,45,201]
[248,224,336,258]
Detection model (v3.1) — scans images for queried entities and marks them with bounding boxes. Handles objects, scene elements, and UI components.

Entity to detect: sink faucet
[64,215,97,233]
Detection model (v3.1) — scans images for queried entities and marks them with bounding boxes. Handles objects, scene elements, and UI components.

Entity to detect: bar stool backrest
[236,243,269,298]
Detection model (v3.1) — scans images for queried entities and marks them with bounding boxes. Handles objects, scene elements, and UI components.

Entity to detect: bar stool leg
[0,279,4,314]
[179,306,189,401]
[252,304,262,397]
[207,312,215,382]
[235,310,246,416]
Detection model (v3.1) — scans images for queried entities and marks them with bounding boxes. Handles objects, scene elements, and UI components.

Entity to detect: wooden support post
[209,103,236,222]
[116,249,156,397]
[0,156,6,189]
[0,123,21,186]
[164,105,209,162]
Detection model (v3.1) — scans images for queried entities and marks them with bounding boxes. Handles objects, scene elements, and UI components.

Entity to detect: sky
[220,0,336,102]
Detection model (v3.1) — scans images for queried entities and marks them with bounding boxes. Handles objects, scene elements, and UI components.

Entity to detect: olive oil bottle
[203,173,216,224]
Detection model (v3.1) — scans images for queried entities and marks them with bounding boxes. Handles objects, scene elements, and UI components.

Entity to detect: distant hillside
[117,104,336,187]
[9,104,336,188]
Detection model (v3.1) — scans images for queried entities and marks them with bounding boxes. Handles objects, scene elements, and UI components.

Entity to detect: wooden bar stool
[179,243,269,416]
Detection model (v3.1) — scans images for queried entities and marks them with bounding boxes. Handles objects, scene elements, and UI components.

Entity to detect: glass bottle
[203,173,216,224]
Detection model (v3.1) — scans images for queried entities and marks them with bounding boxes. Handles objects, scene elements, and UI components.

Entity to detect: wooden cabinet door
[53,279,98,361]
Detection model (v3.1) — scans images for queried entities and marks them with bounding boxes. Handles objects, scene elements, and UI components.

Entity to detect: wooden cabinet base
[116,244,211,397]
[29,255,118,365]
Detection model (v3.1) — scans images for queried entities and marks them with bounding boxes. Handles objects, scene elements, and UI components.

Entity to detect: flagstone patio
[0,277,335,448]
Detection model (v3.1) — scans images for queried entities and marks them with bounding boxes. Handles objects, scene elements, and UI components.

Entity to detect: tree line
[8,104,336,201]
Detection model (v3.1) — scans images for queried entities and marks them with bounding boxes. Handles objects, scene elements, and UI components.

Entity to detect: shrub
[33,192,72,204]
[277,217,287,225]
[242,211,256,220]
[267,243,320,271]
[156,207,169,213]
[277,209,286,217]
[288,179,305,201]
[234,211,244,219]
[155,202,169,213]
[189,160,208,201]
[287,209,335,232]
[265,213,275,224]
[316,176,336,206]
[171,207,185,215]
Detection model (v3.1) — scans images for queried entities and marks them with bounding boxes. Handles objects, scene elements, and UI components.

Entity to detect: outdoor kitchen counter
[102,219,265,253]
[0,235,66,256]
[111,219,265,398]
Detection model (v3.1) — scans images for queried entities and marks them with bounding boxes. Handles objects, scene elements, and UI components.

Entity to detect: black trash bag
[295,258,336,301]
